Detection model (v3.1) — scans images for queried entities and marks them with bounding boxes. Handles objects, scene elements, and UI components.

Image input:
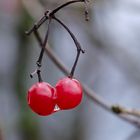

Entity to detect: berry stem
[53,16,85,77]
[69,49,81,78]
[30,18,51,80]
[53,16,84,53]
[36,18,52,67]
[37,69,43,82]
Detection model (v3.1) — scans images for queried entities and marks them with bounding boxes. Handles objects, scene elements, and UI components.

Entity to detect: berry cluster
[28,77,82,116]
[26,0,89,116]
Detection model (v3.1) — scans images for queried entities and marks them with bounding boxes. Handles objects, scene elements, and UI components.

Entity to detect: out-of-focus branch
[112,105,140,118]
[21,0,140,128]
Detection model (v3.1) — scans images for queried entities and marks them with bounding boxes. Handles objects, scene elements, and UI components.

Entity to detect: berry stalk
[53,16,85,77]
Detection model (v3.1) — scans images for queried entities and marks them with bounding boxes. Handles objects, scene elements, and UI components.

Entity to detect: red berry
[55,77,83,110]
[27,82,56,116]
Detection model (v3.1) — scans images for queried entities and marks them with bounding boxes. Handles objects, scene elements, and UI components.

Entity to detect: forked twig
[26,0,87,35]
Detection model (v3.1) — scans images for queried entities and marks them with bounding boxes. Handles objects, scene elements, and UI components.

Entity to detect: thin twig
[50,0,84,15]
[53,16,84,77]
[26,0,85,35]
[36,18,52,67]
[53,16,84,53]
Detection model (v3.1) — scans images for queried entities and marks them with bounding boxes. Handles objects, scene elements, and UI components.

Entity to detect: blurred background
[1,0,140,140]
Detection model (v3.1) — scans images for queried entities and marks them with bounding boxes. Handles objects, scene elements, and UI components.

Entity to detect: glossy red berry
[55,77,83,110]
[27,82,56,116]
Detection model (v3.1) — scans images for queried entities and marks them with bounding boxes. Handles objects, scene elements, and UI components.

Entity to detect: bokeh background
[1,0,140,140]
